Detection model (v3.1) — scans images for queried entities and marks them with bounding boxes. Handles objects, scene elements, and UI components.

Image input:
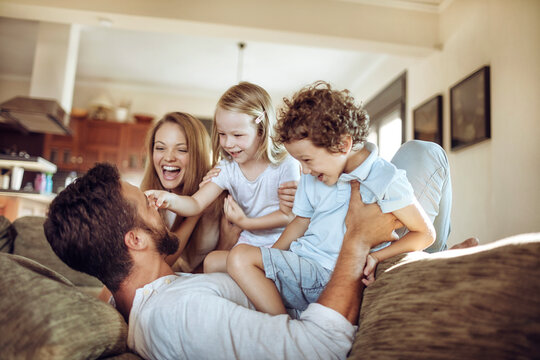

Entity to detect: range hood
[0,96,71,135]
[0,22,80,136]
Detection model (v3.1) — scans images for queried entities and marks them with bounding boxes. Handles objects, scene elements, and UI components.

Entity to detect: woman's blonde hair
[212,82,287,166]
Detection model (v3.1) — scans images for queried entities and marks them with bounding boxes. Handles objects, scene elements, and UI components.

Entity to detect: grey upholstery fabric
[12,216,102,287]
[103,354,144,360]
[0,215,14,253]
[349,234,540,359]
[0,253,130,359]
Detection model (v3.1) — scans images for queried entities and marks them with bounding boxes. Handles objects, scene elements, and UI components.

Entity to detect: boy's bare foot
[449,237,479,250]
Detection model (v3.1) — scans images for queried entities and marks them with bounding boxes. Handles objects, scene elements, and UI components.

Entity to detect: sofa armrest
[349,233,540,359]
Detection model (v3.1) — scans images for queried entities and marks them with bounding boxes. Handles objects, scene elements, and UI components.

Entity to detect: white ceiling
[0,0,448,112]
[0,16,387,99]
[75,24,386,98]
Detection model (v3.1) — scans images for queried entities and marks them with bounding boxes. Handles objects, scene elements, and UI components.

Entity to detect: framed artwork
[413,95,443,146]
[450,66,491,150]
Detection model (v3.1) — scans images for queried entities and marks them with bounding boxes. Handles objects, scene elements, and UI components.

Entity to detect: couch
[1,216,539,359]
[0,216,140,359]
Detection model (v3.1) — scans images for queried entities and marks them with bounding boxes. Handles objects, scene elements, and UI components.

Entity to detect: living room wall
[407,0,540,246]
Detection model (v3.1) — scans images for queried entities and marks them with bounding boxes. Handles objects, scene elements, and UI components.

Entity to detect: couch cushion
[349,233,540,359]
[0,215,14,253]
[0,253,129,359]
[12,216,102,287]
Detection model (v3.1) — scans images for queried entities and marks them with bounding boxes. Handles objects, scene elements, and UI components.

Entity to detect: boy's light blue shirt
[290,142,414,271]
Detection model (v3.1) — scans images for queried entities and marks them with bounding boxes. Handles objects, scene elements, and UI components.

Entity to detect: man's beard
[136,217,179,256]
[155,226,179,255]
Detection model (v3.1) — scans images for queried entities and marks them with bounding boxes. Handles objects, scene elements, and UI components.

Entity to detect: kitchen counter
[0,191,55,222]
[0,156,57,221]
[0,190,55,203]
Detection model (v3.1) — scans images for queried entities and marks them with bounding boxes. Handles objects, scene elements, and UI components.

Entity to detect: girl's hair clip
[255,112,265,124]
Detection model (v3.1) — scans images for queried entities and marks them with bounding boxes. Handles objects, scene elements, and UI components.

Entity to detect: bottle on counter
[34,173,46,194]
[1,170,10,190]
[45,173,53,194]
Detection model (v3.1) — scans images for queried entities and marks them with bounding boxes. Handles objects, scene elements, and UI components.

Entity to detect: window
[378,110,402,161]
[365,73,407,161]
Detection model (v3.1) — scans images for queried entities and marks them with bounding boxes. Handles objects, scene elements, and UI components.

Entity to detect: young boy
[227,81,435,317]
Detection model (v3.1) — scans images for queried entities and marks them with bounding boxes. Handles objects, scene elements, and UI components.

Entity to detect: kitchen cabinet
[42,118,82,171]
[119,122,150,173]
[81,119,124,170]
[43,118,151,173]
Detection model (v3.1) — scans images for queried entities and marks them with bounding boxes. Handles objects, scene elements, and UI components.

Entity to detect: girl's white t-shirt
[211,155,301,247]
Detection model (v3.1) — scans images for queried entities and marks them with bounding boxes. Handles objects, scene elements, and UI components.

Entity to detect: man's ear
[124,229,148,250]
[339,135,353,154]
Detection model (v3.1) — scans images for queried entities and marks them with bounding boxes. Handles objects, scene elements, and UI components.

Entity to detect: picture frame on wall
[413,95,443,146]
[450,66,491,151]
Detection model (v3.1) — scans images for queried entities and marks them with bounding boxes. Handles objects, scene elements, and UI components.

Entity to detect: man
[44,163,400,359]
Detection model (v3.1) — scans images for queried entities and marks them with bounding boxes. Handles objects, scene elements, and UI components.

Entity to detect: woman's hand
[217,215,242,250]
[199,166,221,188]
[145,190,177,210]
[278,180,298,212]
[223,195,247,228]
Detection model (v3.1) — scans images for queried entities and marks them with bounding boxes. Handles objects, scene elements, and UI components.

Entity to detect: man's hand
[344,181,399,250]
[317,181,397,324]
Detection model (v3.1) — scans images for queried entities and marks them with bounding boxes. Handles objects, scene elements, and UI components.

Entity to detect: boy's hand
[224,195,247,228]
[361,254,379,286]
[145,190,177,210]
[199,166,221,188]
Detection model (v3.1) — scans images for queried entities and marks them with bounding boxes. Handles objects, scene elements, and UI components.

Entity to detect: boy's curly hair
[275,81,369,152]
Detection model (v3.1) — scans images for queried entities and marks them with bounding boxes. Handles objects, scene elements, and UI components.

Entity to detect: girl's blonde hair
[212,82,287,166]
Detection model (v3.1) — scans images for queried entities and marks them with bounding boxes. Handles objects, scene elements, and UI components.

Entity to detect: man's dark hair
[44,163,136,292]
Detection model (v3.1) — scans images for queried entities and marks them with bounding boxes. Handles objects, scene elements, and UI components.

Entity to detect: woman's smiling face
[152,121,189,191]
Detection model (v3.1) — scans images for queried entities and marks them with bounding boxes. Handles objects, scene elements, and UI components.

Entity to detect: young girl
[145,82,301,273]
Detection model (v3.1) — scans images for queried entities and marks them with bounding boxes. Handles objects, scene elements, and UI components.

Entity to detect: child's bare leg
[227,244,287,315]
[203,250,229,273]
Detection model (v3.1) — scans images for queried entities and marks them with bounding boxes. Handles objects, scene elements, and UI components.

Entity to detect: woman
[140,112,222,272]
